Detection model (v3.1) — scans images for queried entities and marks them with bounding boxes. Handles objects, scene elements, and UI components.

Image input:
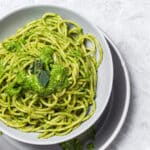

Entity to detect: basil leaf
[37,70,49,87]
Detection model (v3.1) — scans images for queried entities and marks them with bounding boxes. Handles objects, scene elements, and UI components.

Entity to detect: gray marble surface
[0,0,149,149]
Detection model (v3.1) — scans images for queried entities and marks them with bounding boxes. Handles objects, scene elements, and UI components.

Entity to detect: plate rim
[2,28,131,150]
[98,28,131,150]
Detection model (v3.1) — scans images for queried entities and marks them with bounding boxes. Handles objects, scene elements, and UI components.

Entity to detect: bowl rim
[0,4,114,145]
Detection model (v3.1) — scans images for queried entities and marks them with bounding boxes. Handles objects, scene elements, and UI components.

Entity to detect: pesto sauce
[4,40,21,52]
[5,46,69,96]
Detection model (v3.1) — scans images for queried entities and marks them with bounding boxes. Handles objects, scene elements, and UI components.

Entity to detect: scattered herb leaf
[60,138,83,150]
[87,142,95,150]
[60,126,96,150]
[88,126,96,140]
[0,131,3,136]
[71,139,83,150]
[60,142,71,150]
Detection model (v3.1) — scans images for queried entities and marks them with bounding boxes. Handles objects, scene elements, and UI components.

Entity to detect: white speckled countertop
[0,0,150,149]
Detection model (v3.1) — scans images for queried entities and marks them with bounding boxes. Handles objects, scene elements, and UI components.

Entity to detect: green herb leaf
[87,142,95,150]
[60,138,83,150]
[60,142,71,150]
[88,126,96,140]
[30,60,45,75]
[37,70,49,87]
[29,60,49,88]
[60,126,96,150]
[0,131,3,136]
[71,139,83,150]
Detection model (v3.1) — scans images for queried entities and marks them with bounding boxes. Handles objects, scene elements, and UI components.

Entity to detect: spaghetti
[0,13,103,138]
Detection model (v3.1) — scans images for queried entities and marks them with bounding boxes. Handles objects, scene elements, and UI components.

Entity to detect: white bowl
[0,5,113,145]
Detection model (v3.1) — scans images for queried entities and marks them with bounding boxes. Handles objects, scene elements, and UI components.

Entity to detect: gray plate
[0,34,130,150]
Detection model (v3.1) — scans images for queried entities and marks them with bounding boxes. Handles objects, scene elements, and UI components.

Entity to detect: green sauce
[0,12,103,139]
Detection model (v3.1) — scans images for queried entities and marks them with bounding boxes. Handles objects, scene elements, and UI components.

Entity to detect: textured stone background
[0,0,150,149]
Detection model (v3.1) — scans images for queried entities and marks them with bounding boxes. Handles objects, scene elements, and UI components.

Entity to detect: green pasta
[0,13,103,139]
